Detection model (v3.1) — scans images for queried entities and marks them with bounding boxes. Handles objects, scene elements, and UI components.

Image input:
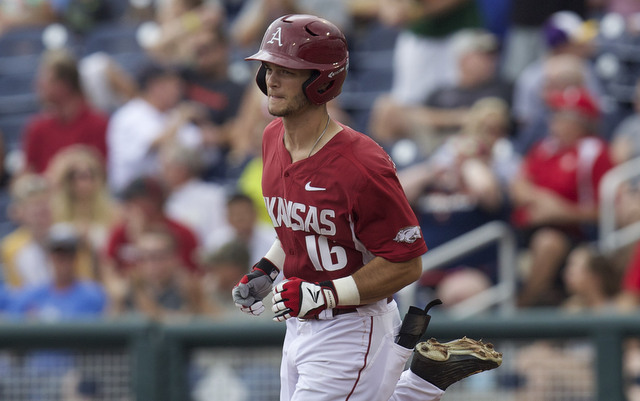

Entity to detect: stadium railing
[397,220,518,318]
[599,155,640,253]
[0,311,635,400]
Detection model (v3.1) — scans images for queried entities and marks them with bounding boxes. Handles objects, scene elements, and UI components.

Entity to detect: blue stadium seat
[0,114,30,151]
[0,74,35,95]
[83,22,143,56]
[0,94,39,117]
[0,26,45,57]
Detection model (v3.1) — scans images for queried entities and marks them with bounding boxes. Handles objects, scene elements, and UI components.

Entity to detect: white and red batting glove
[232,258,280,316]
[271,278,338,322]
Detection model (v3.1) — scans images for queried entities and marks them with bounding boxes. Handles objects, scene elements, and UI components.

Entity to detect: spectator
[434,267,493,310]
[608,78,640,233]
[513,53,595,154]
[398,97,519,289]
[511,11,602,135]
[370,28,511,156]
[4,222,106,401]
[513,244,621,401]
[0,1,57,36]
[22,49,109,174]
[6,223,106,320]
[180,24,249,183]
[79,52,139,115]
[230,0,353,53]
[109,230,206,321]
[199,238,260,320]
[146,0,224,65]
[158,142,230,246]
[500,0,589,82]
[510,87,614,307]
[45,145,117,254]
[1,175,95,289]
[377,0,483,106]
[103,176,200,276]
[610,77,640,165]
[562,244,621,313]
[616,238,640,310]
[205,193,275,264]
[106,62,202,193]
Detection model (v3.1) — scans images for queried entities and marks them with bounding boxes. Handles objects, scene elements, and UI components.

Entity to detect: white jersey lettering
[265,196,337,236]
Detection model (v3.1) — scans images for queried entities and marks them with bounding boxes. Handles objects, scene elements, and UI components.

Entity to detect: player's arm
[351,256,422,305]
[271,256,422,321]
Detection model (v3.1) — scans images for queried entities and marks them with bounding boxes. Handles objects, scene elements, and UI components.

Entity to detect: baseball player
[232,14,501,401]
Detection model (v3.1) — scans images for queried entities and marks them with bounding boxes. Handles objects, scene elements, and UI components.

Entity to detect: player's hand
[232,259,279,316]
[271,278,337,322]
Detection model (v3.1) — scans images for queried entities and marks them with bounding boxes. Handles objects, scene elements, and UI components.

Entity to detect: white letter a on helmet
[267,27,283,47]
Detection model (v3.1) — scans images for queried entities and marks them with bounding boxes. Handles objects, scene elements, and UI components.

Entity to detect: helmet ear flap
[302,70,320,103]
[255,64,268,96]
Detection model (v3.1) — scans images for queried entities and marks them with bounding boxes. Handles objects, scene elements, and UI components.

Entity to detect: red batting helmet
[245,14,349,105]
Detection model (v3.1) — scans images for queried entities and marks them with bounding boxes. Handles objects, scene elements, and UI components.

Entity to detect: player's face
[263,62,312,117]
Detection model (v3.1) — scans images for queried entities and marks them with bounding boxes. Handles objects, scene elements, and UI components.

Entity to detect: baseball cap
[46,223,80,253]
[544,11,598,48]
[546,87,600,120]
[450,29,499,59]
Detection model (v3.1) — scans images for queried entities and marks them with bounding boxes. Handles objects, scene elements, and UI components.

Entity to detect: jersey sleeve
[351,154,428,263]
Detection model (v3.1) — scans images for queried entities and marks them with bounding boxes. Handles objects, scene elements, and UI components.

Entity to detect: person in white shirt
[158,142,230,246]
[106,63,202,194]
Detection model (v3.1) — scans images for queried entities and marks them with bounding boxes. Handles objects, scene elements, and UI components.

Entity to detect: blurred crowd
[2,0,640,320]
[3,0,640,399]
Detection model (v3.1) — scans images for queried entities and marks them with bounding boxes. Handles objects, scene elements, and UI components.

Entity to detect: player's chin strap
[395,299,443,349]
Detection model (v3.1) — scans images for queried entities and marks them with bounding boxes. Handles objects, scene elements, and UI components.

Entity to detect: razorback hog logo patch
[394,226,422,244]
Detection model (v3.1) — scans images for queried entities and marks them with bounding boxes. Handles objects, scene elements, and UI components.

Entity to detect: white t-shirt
[165,179,230,246]
[107,98,201,193]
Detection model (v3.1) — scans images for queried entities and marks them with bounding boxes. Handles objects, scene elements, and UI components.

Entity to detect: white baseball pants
[279,299,444,401]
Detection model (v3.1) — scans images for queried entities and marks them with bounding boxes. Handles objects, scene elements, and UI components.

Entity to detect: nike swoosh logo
[308,287,320,303]
[305,182,326,191]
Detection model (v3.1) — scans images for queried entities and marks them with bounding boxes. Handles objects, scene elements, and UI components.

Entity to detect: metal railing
[0,312,637,401]
[599,155,640,253]
[397,220,518,318]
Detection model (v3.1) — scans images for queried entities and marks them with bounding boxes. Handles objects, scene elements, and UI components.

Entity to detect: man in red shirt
[22,49,108,174]
[232,14,501,401]
[104,176,200,274]
[510,87,613,307]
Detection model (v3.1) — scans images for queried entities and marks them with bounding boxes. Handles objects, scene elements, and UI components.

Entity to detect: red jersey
[512,136,613,227]
[261,118,428,283]
[105,217,200,273]
[23,103,108,173]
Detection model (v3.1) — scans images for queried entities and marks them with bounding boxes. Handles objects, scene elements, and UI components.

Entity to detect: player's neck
[283,110,335,162]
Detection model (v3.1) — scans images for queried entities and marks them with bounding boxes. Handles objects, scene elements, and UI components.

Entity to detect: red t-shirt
[623,241,640,293]
[22,103,108,173]
[512,136,613,227]
[261,118,428,283]
[105,217,200,273]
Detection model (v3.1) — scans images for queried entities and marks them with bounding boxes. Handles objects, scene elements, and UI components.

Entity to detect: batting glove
[271,277,337,322]
[232,258,280,316]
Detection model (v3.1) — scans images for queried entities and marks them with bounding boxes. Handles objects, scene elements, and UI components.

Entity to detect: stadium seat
[0,26,46,57]
[0,114,30,151]
[0,94,39,117]
[83,22,143,56]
